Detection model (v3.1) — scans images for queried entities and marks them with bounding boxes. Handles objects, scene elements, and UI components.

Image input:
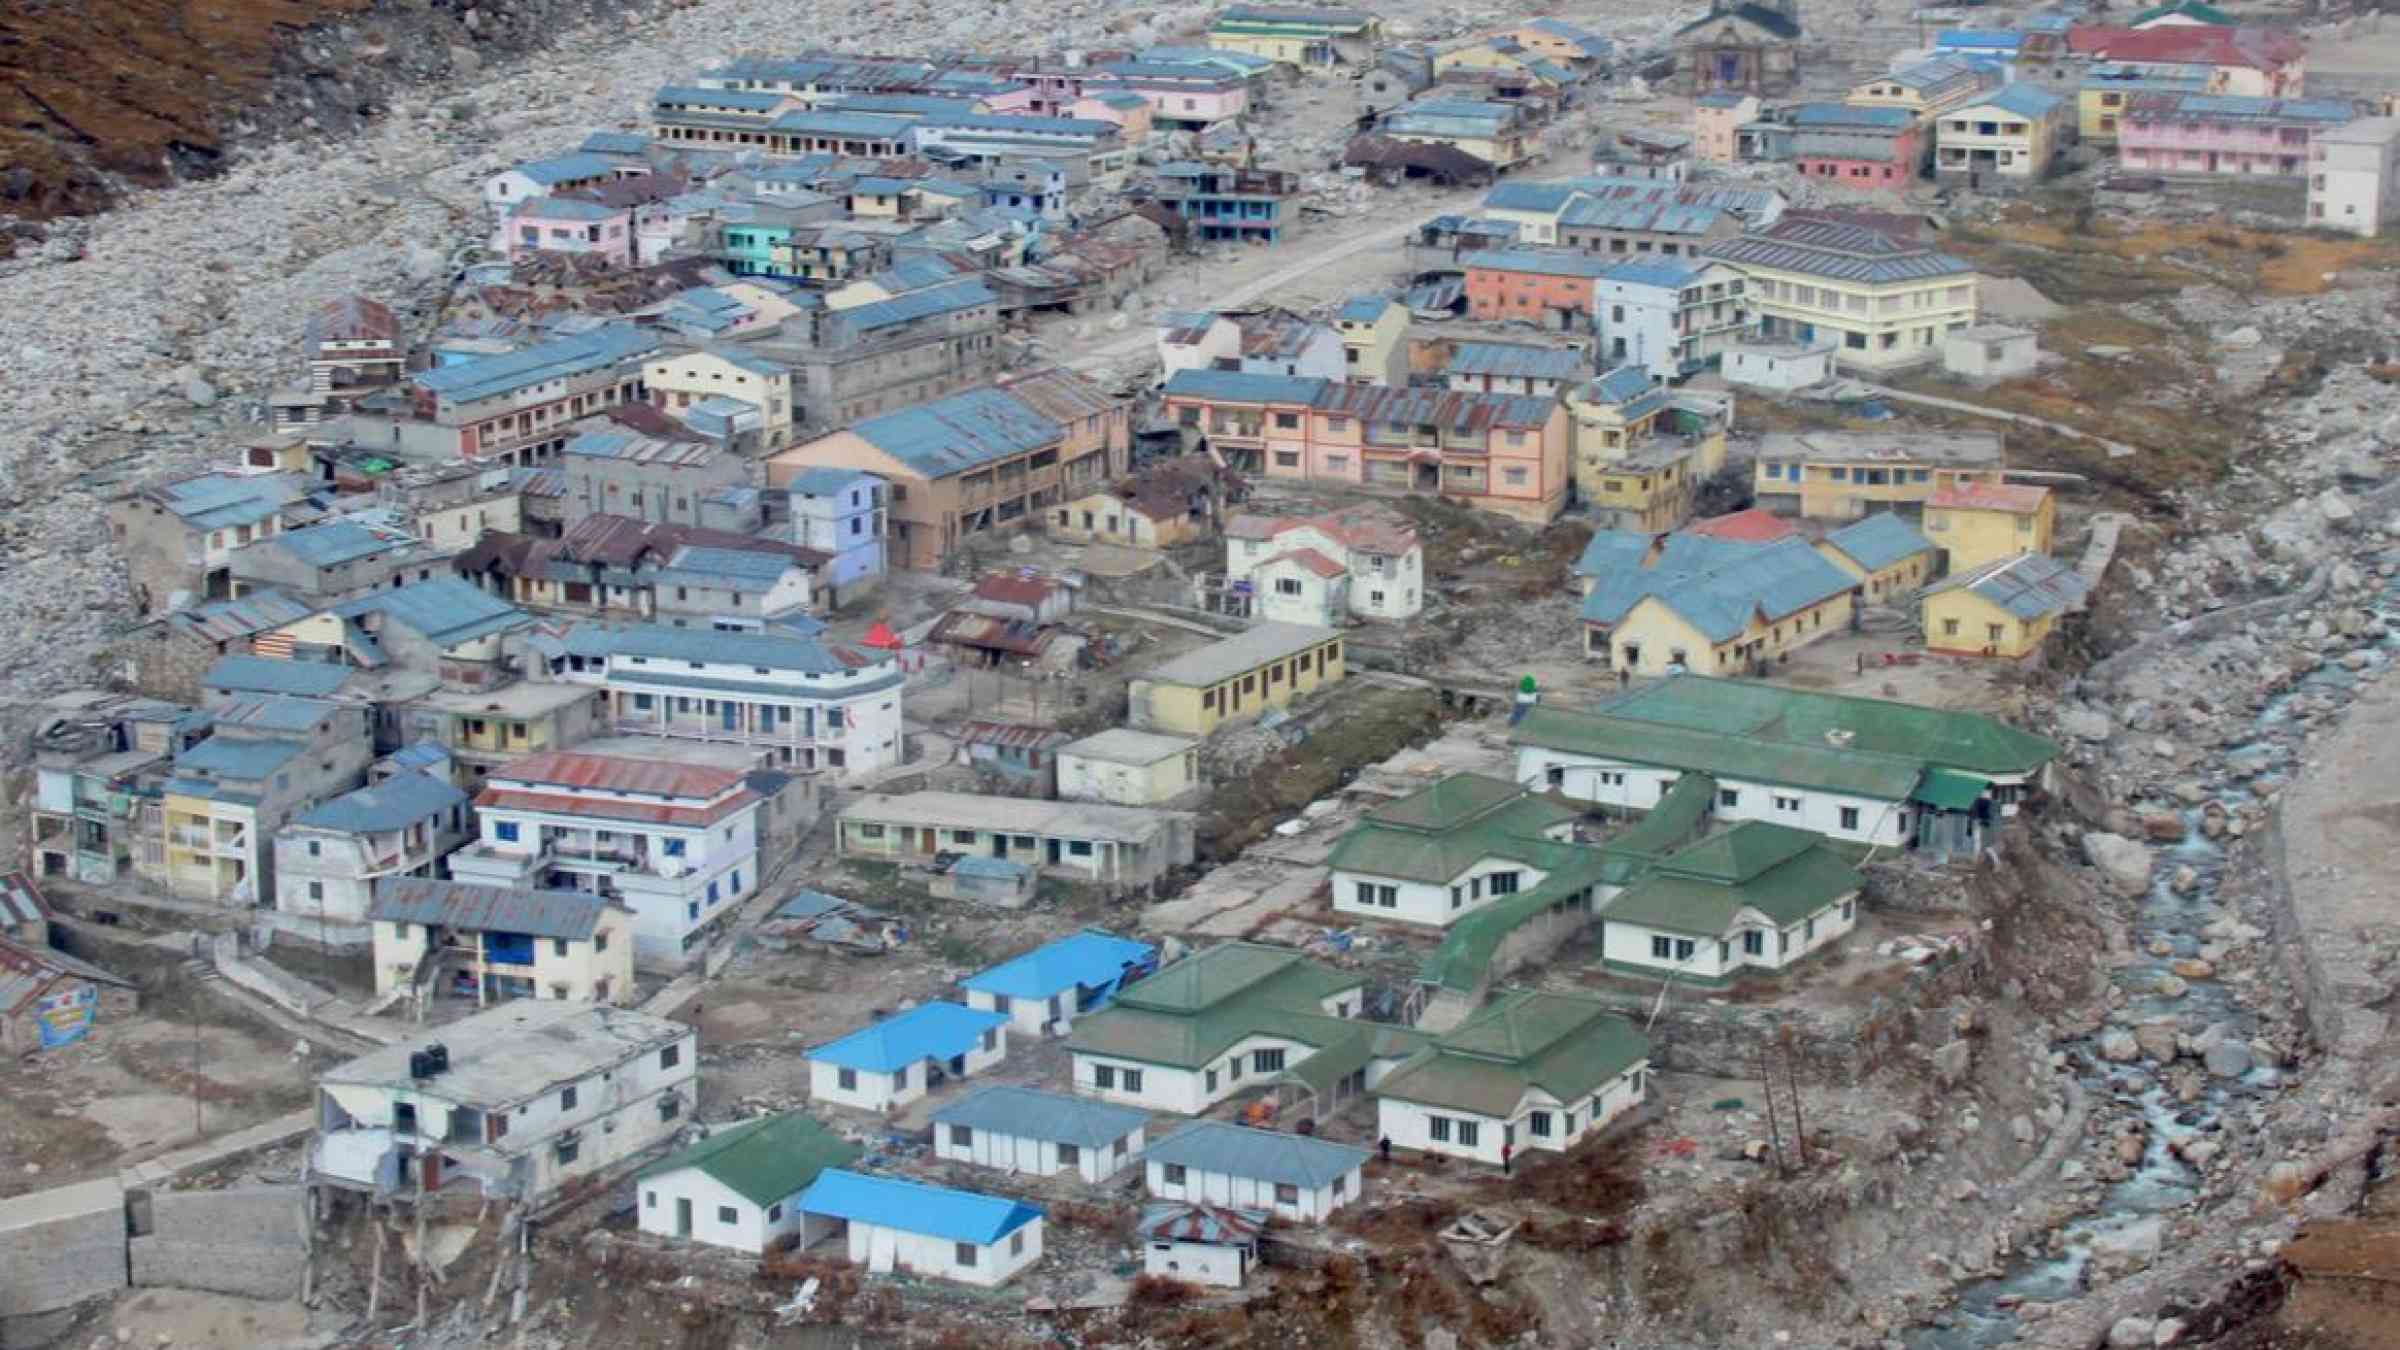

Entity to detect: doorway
[677,1197,693,1237]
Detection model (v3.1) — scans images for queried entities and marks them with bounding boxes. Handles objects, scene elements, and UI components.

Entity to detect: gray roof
[1820,512,1934,572]
[1924,551,2090,618]
[929,1085,1149,1148]
[1444,341,1588,382]
[321,1002,685,1108]
[202,655,351,697]
[1136,622,1338,689]
[602,623,872,675]
[0,873,51,929]
[1147,1120,1368,1188]
[292,771,467,834]
[1061,728,1199,765]
[1703,217,1973,284]
[173,735,307,781]
[335,578,532,647]
[271,521,410,568]
[367,878,614,941]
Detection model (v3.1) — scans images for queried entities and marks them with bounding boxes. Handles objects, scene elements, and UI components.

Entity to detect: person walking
[1501,1142,1513,1175]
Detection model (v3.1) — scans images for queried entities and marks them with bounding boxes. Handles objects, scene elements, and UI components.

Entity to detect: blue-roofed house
[274,771,473,929]
[931,1085,1150,1183]
[650,543,821,627]
[960,930,1158,1036]
[378,325,660,465]
[201,653,356,703]
[1936,83,2071,183]
[1564,374,1733,531]
[310,578,535,686]
[1441,340,1591,398]
[364,877,635,1006]
[580,130,654,161]
[162,695,375,905]
[1379,98,1533,169]
[805,1001,1011,1111]
[483,153,623,212]
[1145,1120,1371,1222]
[1922,551,2090,659]
[110,471,320,617]
[498,195,634,267]
[796,1170,1045,1286]
[1333,294,1409,387]
[1576,531,1861,675]
[784,468,887,597]
[1512,17,1615,64]
[1814,512,1938,601]
[1593,255,1756,383]
[226,517,442,608]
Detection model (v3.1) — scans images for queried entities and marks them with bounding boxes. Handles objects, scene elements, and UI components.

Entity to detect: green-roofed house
[1064,941,1431,1118]
[2130,0,2235,27]
[1208,5,1385,68]
[1375,991,1650,1166]
[636,1112,863,1253]
[1326,773,1597,929]
[1597,821,1863,981]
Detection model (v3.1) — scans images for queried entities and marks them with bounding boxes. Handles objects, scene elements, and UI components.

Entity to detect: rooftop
[1819,512,1935,572]
[1755,431,2004,466]
[1376,991,1648,1117]
[366,878,616,941]
[1060,727,1200,765]
[1146,1120,1369,1187]
[636,1113,862,1206]
[202,654,352,698]
[1685,507,1797,542]
[808,1001,1009,1073]
[846,384,1063,477]
[1925,551,2092,618]
[1930,482,2052,514]
[1602,822,1865,936]
[1702,217,1972,284]
[929,1086,1149,1148]
[1579,533,1860,643]
[840,790,1185,844]
[798,1170,1041,1244]
[1443,340,1589,382]
[1136,621,1338,689]
[962,931,1156,1001]
[292,770,466,834]
[1587,672,2058,776]
[485,748,749,800]
[320,1002,686,1109]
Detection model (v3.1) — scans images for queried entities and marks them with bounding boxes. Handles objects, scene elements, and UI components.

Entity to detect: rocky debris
[2098,1028,2141,1063]
[1931,1038,1973,1087]
[2082,832,2156,897]
[2202,1040,2254,1079]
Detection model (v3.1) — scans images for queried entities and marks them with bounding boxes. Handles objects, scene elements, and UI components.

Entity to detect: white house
[1721,339,1837,392]
[366,877,636,1007]
[1057,728,1203,806]
[797,1169,1045,1287]
[805,1002,1009,1113]
[1157,308,1346,383]
[1374,991,1649,1167]
[1594,257,1751,384]
[448,748,764,970]
[1139,1202,1267,1288]
[1144,1120,1369,1223]
[1249,547,1352,626]
[930,1085,1149,1184]
[783,467,888,599]
[960,930,1157,1038]
[1325,773,1586,930]
[1596,821,1863,982]
[2309,117,2400,237]
[1224,506,1424,623]
[313,1002,695,1205]
[273,769,471,927]
[636,1112,862,1253]
[482,152,621,211]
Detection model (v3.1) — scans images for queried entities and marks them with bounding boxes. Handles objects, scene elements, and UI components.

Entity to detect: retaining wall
[127,1186,306,1302]
[0,1178,127,1322]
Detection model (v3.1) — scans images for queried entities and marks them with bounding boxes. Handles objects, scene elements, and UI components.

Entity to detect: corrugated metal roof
[1821,512,1935,572]
[1579,533,1858,642]
[1595,672,2058,775]
[212,693,337,734]
[808,1001,1008,1072]
[488,749,748,799]
[1600,256,1711,290]
[269,520,409,568]
[602,622,873,674]
[157,472,311,531]
[1376,991,1647,1117]
[1926,551,2092,618]
[1443,341,1587,381]
[798,1170,1041,1244]
[1931,482,2050,513]
[769,109,918,138]
[336,579,530,647]
[836,278,996,334]
[2127,92,2356,124]
[1147,1120,1369,1188]
[511,197,623,223]
[203,654,351,697]
[963,931,1155,1001]
[367,877,612,940]
[1138,1202,1268,1246]
[1060,728,1197,765]
[173,735,307,781]
[294,771,466,834]
[637,1113,861,1205]
[931,1085,1149,1147]
[655,85,786,111]
[1701,219,1973,284]
[961,720,1072,752]
[167,591,316,644]
[411,326,658,405]
[1137,622,1336,689]
[0,873,52,930]
[0,933,134,1016]
[850,384,1061,477]
[509,153,620,185]
[1971,82,2066,118]
[1460,247,1618,279]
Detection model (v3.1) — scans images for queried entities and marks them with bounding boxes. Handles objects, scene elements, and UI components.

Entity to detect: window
[1094,1065,1116,1089]
[718,1205,739,1224]
[496,821,520,842]
[307,881,323,901]
[981,1028,998,1051]
[1010,1230,1026,1257]
[1274,412,1299,429]
[1942,618,1961,637]
[1274,1183,1300,1204]
[1719,789,1739,808]
[955,1242,979,1268]
[1057,1142,1080,1165]
[556,1136,580,1165]
[1276,577,1303,596]
[1254,1048,1286,1073]
[1429,1116,1452,1142]
[660,1043,679,1069]
[767,1203,783,1222]
[561,1085,578,1111]
[1456,1120,1481,1148]
[837,1067,858,1091]
[951,1125,974,1147]
[1163,1163,1188,1185]
[1123,1069,1143,1092]
[1839,806,1860,831]
[1773,794,1800,813]
[1488,871,1520,896]
[1528,1111,1552,1138]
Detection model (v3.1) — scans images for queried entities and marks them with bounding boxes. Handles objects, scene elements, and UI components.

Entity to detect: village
[1,0,2399,1346]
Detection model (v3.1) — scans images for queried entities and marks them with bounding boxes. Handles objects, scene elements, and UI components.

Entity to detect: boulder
[2155,973,2189,1000]
[2203,1040,2254,1079]
[2154,1317,2189,1347]
[2139,810,2187,843]
[2170,866,2200,895]
[449,43,482,75]
[2059,705,2114,742]
[2264,1160,2307,1204]
[2109,1317,2158,1348]
[1932,1039,1973,1087]
[2321,488,2358,529]
[2091,1216,2163,1272]
[2133,1022,2179,1062]
[2099,1028,2141,1063]
[2082,831,2155,896]
[182,375,218,408]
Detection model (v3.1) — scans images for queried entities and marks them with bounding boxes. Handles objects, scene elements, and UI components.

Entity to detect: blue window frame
[707,879,720,903]
[495,821,520,842]
[633,693,654,710]
[664,838,686,857]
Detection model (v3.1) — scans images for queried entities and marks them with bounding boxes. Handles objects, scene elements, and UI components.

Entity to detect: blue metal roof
[336,579,529,647]
[1581,535,1859,643]
[655,85,786,111]
[2141,93,2356,124]
[1786,103,1917,129]
[1585,364,1657,406]
[385,742,450,772]
[272,521,406,568]
[1524,17,1612,55]
[160,472,308,531]
[822,94,981,117]
[785,467,879,497]
[1936,29,2025,52]
[513,197,621,222]
[601,623,867,675]
[1573,528,1655,579]
[1160,368,1326,405]
[295,770,467,833]
[852,385,1062,476]
[1927,551,2090,618]
[930,1085,1149,1149]
[1483,180,1589,213]
[918,111,1117,136]
[963,931,1156,1001]
[837,278,995,333]
[1821,512,1935,572]
[808,1002,1009,1072]
[797,1170,1041,1245]
[411,326,657,405]
[1459,248,1619,279]
[1444,341,1587,382]
[174,735,306,781]
[581,131,653,155]
[769,109,919,138]
[203,654,351,697]
[1600,257,1710,290]
[1146,1121,1370,1188]
[1974,82,2065,118]
[949,855,1030,879]
[510,153,619,185]
[1336,295,1396,323]
[212,693,338,734]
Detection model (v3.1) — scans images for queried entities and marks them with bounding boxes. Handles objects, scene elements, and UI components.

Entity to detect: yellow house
[162,789,266,903]
[1924,482,2056,571]
[1335,295,1410,386]
[1207,6,1384,68]
[1568,375,1732,529]
[1813,511,1938,605]
[368,879,636,1005]
[1753,431,2006,520]
[1432,40,1568,87]
[640,346,796,449]
[1127,622,1344,736]
[2078,68,2213,146]
[1579,533,1859,676]
[1846,56,2001,122]
[1702,219,1981,373]
[1922,552,2088,659]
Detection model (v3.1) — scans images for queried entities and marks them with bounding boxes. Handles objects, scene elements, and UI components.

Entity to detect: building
[2309,118,2400,236]
[1702,218,1977,372]
[1441,341,1590,399]
[636,1112,862,1253]
[162,696,377,905]
[0,936,137,1053]
[0,873,52,946]
[223,518,448,609]
[1047,456,1241,552]
[1127,623,1344,737]
[2118,93,2354,178]
[957,721,1069,797]
[1693,92,1762,162]
[1224,507,1424,623]
[352,325,660,466]
[1149,162,1303,245]
[312,1002,695,1203]
[1335,295,1411,386]
[1676,0,1803,95]
[2078,64,2215,146]
[1593,257,1753,381]
[961,930,1158,1037]
[366,877,634,1008]
[1554,179,1787,258]
[459,517,822,627]
[640,346,797,450]
[1922,552,2091,659]
[1923,482,2056,571]
[1942,323,2041,381]
[1565,371,1734,531]
[1375,992,1649,1165]
[557,429,757,535]
[274,770,471,928]
[837,792,1196,886]
[27,693,195,889]
[1208,4,1383,68]
[784,468,888,599]
[2066,24,2308,99]
[1573,531,1858,675]
[1813,512,1938,605]
[1156,308,1347,384]
[109,470,318,615]
[1751,431,2006,519]
[449,749,764,969]
[932,1086,1150,1184]
[1786,103,1923,187]
[1460,248,1617,330]
[1379,99,1536,172]
[806,1002,1010,1112]
[499,196,634,267]
[1849,56,2002,122]
[121,590,320,704]
[796,1170,1044,1287]
[1139,1203,1268,1287]
[304,295,406,396]
[1936,84,2070,183]
[1511,675,2059,853]
[1145,1121,1369,1223]
[1721,337,1837,391]
[1058,729,1202,806]
[1325,773,1590,930]
[1597,822,1863,979]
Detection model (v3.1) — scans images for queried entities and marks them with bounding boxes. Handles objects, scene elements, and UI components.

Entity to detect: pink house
[498,196,634,267]
[1088,62,1251,129]
[2118,91,2356,177]
[1791,104,1924,188]
[1071,92,1157,139]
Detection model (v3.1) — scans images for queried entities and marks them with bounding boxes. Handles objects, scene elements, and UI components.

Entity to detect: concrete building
[1675,0,1803,95]
[959,722,1070,797]
[960,930,1158,1038]
[353,325,659,467]
[796,1170,1045,1288]
[1751,431,2007,520]
[483,152,623,210]
[1441,340,1590,399]
[1207,4,1383,68]
[1922,552,2091,659]
[313,1002,696,1204]
[499,196,634,267]
[1941,323,2041,381]
[2310,117,2400,235]
[1924,482,2057,571]
[932,1086,1150,1184]
[109,470,319,615]
[2065,23,2308,100]
[225,518,449,608]
[1057,729,1203,806]
[1375,992,1649,1165]
[1703,218,1978,373]
[1326,773,1587,930]
[1224,507,1424,624]
[2118,92,2353,178]
[459,516,825,627]
[1597,822,1863,981]
[1139,1203,1268,1287]
[559,429,754,532]
[1157,308,1346,383]
[1565,372,1734,532]
[1150,163,1305,245]
[1573,531,1859,677]
[162,695,376,905]
[366,877,636,1007]
[273,769,471,929]
[1460,247,1616,331]
[783,468,888,599]
[1813,512,1938,605]
[122,590,318,705]
[636,1112,861,1254]
[1693,92,1762,162]
[27,692,196,889]
[1335,295,1411,387]
[1594,257,1753,382]
[1936,84,2071,184]
[1127,622,1344,737]
[805,1001,1010,1112]
[836,792,1196,886]
[1145,1122,1369,1223]
[1721,338,1837,391]
[1048,456,1240,551]
[641,346,797,450]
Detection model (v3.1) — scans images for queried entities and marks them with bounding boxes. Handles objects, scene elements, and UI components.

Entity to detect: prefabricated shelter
[806,1001,1009,1112]
[931,1085,1150,1183]
[961,929,1158,1036]
[1942,323,2039,381]
[837,790,1197,885]
[929,856,1038,906]
[1145,1120,1369,1222]
[1139,1202,1268,1288]
[367,877,636,1007]
[1057,728,1203,806]
[1323,773,1589,930]
[636,1112,863,1253]
[1374,991,1650,1165]
[797,1169,1045,1287]
[1721,338,1836,391]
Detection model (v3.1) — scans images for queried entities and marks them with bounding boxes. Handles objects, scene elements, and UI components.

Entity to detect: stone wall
[126,1186,305,1302]
[0,1179,127,1324]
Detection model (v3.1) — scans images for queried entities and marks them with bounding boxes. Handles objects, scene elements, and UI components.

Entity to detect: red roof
[485,750,748,800]
[1261,547,1351,580]
[863,620,905,650]
[1931,483,2051,514]
[1685,508,1797,542]
[2067,23,2303,68]
[970,574,1068,608]
[471,787,760,829]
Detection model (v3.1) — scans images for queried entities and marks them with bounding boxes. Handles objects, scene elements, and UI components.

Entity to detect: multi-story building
[108,470,320,616]
[1157,308,1347,383]
[2066,23,2307,98]
[225,516,450,608]
[349,325,660,466]
[1593,257,1753,382]
[1692,92,1762,162]
[770,277,1006,431]
[27,693,194,888]
[1207,4,1384,68]
[1788,103,1924,186]
[837,792,1197,885]
[1224,506,1425,623]
[1751,430,2007,519]
[1128,623,1345,737]
[1440,340,1589,398]
[1379,98,1535,171]
[481,152,624,211]
[450,749,764,968]
[2078,63,2215,145]
[273,766,471,929]
[366,877,636,1007]
[1088,60,1252,128]
[1565,372,1733,531]
[2117,92,2354,178]
[459,515,825,626]
[1675,0,1803,96]
[161,695,376,905]
[1847,55,2003,122]
[1460,247,1615,331]
[640,346,797,451]
[1923,482,2057,571]
[1148,162,1302,245]
[2309,116,2400,236]
[1334,296,1410,386]
[1936,84,2072,183]
[304,295,405,396]
[1702,217,1978,373]
[497,196,634,267]
[558,429,755,532]
[784,468,888,598]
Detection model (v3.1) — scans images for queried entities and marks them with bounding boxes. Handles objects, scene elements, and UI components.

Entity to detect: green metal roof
[1373,991,1649,1118]
[1325,776,1585,885]
[1065,943,1372,1070]
[1593,772,1717,884]
[1601,826,1864,938]
[1912,767,1990,811]
[1511,704,1927,800]
[1364,773,1523,830]
[1416,846,1615,993]
[1594,675,2057,778]
[635,1113,861,1206]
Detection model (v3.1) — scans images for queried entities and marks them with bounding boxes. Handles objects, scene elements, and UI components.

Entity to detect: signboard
[36,982,98,1049]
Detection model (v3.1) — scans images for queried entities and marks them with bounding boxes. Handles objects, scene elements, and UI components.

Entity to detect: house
[1553,178,1786,259]
[1379,99,1536,172]
[1207,4,1383,68]
[483,153,622,210]
[1511,674,2059,852]
[796,1170,1044,1287]
[1086,60,1252,129]
[641,346,797,450]
[109,470,319,616]
[1565,371,1733,531]
[636,1112,862,1253]
[1145,1121,1369,1222]
[124,590,320,703]
[312,1002,695,1204]
[2309,116,2400,236]
[1149,163,1304,245]
[961,930,1158,1037]
[223,517,446,609]
[1923,483,2056,571]
[1058,729,1202,806]
[367,877,634,1007]
[27,692,199,889]
[1509,17,1613,66]
[1335,295,1410,386]
[557,430,758,536]
[1922,552,2091,659]
[1128,622,1345,737]
[1813,512,1939,605]
[1156,308,1345,383]
[0,873,52,946]
[448,749,764,969]
[1573,531,1859,676]
[1693,92,1762,162]
[358,324,658,466]
[1702,218,1977,372]
[1785,103,1924,187]
[1460,248,1617,331]
[1325,773,1591,930]
[162,696,377,905]
[1140,1203,1268,1287]
[274,770,472,929]
[1849,56,2003,122]
[1751,431,2006,519]
[1598,821,1864,980]
[1376,992,1649,1164]
[2118,92,2354,178]
[784,468,887,599]
[1676,0,1803,95]
[1592,128,1695,182]
[960,722,1071,796]
[2066,24,2308,99]
[499,196,634,267]
[1721,337,1838,391]
[837,792,1196,886]
[1224,507,1425,624]
[1593,257,1753,381]
[1686,507,1796,543]
[0,936,137,1052]
[1942,323,2041,381]
[305,295,406,395]
[1937,85,2071,183]
[1048,456,1241,551]
[932,1086,1150,1183]
[806,1002,1010,1112]
[2078,64,2216,147]
[1442,341,1590,399]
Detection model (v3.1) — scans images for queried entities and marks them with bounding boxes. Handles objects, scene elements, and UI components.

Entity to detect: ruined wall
[127,1185,306,1301]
